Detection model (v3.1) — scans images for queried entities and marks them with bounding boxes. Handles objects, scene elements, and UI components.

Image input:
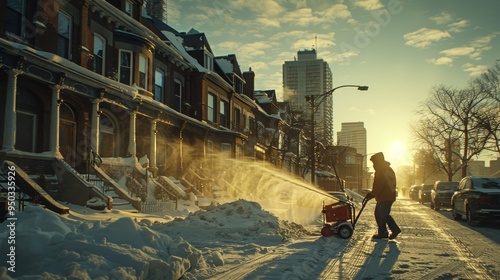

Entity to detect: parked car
[409,185,421,201]
[431,181,459,210]
[451,176,500,226]
[327,191,350,202]
[419,184,434,204]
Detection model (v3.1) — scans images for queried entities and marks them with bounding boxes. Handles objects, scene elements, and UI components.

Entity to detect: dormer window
[204,51,213,71]
[125,0,133,16]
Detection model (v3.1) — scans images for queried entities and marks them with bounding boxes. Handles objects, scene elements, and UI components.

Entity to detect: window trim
[139,54,148,90]
[207,93,216,122]
[154,68,165,102]
[93,34,106,75]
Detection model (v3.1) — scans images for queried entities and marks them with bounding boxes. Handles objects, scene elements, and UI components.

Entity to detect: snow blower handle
[353,198,368,227]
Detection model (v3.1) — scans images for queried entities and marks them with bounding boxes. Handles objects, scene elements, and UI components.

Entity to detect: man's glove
[363,193,374,204]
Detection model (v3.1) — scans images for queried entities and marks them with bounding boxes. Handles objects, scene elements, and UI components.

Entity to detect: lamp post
[306,85,368,184]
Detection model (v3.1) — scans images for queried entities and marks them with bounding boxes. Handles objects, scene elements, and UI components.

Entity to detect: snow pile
[154,199,310,245]
[0,200,309,279]
[0,206,201,279]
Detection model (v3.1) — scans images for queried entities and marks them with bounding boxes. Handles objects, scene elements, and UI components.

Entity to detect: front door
[59,119,76,167]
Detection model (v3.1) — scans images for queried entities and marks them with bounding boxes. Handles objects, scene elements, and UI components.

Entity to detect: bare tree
[411,147,442,182]
[413,85,492,178]
[471,62,500,154]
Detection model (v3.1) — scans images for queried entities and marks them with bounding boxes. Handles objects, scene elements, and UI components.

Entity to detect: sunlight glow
[388,140,406,165]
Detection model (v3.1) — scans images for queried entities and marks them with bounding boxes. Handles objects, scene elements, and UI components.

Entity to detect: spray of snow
[201,158,339,226]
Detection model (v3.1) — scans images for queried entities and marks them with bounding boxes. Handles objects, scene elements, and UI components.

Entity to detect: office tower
[283,49,333,145]
[337,122,367,169]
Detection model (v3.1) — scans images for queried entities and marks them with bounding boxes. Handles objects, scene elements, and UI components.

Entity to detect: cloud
[317,4,352,21]
[403,28,451,48]
[462,63,489,76]
[439,47,475,57]
[447,20,469,33]
[281,8,318,27]
[427,57,454,66]
[248,61,269,72]
[227,0,285,17]
[352,0,384,11]
[430,12,453,25]
[256,17,281,28]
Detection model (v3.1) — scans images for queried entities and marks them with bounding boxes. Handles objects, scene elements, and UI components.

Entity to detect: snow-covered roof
[216,57,234,74]
[161,31,208,73]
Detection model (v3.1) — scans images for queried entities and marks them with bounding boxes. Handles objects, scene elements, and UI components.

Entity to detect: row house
[0,0,295,211]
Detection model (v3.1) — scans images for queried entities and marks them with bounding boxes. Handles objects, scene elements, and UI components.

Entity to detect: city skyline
[170,0,500,170]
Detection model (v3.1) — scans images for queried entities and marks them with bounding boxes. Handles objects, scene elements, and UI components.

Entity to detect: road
[204,197,500,279]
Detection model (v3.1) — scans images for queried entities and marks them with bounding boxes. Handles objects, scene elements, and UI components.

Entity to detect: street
[205,197,500,279]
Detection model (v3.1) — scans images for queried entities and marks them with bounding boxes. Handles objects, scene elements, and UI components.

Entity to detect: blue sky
[168,0,500,169]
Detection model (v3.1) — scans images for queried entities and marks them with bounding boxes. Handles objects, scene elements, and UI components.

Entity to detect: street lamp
[306,85,368,185]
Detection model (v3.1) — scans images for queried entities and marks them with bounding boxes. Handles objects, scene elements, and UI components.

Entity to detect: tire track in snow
[420,227,494,280]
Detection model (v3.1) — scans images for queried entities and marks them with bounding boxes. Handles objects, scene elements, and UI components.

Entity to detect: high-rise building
[283,49,333,145]
[337,122,367,169]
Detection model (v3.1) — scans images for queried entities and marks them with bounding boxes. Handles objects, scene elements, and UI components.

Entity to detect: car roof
[469,177,500,189]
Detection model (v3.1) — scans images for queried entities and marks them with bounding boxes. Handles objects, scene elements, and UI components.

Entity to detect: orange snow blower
[321,198,367,239]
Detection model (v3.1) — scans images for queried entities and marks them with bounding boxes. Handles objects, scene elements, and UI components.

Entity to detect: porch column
[2,69,22,152]
[127,111,137,157]
[90,99,101,154]
[50,85,63,158]
[149,119,158,175]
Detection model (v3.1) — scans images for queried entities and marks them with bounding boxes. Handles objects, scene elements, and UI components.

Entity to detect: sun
[388,140,406,163]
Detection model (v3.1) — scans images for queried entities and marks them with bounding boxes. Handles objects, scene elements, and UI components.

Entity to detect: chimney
[243,67,255,99]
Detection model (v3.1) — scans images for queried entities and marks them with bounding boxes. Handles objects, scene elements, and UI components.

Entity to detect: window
[207,93,216,122]
[6,0,25,37]
[233,107,241,131]
[204,51,213,71]
[249,117,256,134]
[154,69,164,102]
[173,80,182,112]
[138,54,148,89]
[57,11,72,59]
[220,100,229,128]
[93,34,105,75]
[221,143,232,157]
[125,0,133,16]
[119,50,133,85]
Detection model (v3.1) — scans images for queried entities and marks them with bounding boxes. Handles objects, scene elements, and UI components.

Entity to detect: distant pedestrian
[363,152,401,239]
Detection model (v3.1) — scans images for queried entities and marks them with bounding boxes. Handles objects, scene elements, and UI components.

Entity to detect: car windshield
[422,185,433,191]
[476,178,500,189]
[438,182,458,190]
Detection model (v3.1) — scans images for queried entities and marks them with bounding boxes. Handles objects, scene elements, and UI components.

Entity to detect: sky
[167,0,500,170]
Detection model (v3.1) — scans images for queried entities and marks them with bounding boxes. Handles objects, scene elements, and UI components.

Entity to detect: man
[363,152,401,239]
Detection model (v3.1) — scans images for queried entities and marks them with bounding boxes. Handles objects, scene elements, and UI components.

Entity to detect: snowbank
[0,199,308,279]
